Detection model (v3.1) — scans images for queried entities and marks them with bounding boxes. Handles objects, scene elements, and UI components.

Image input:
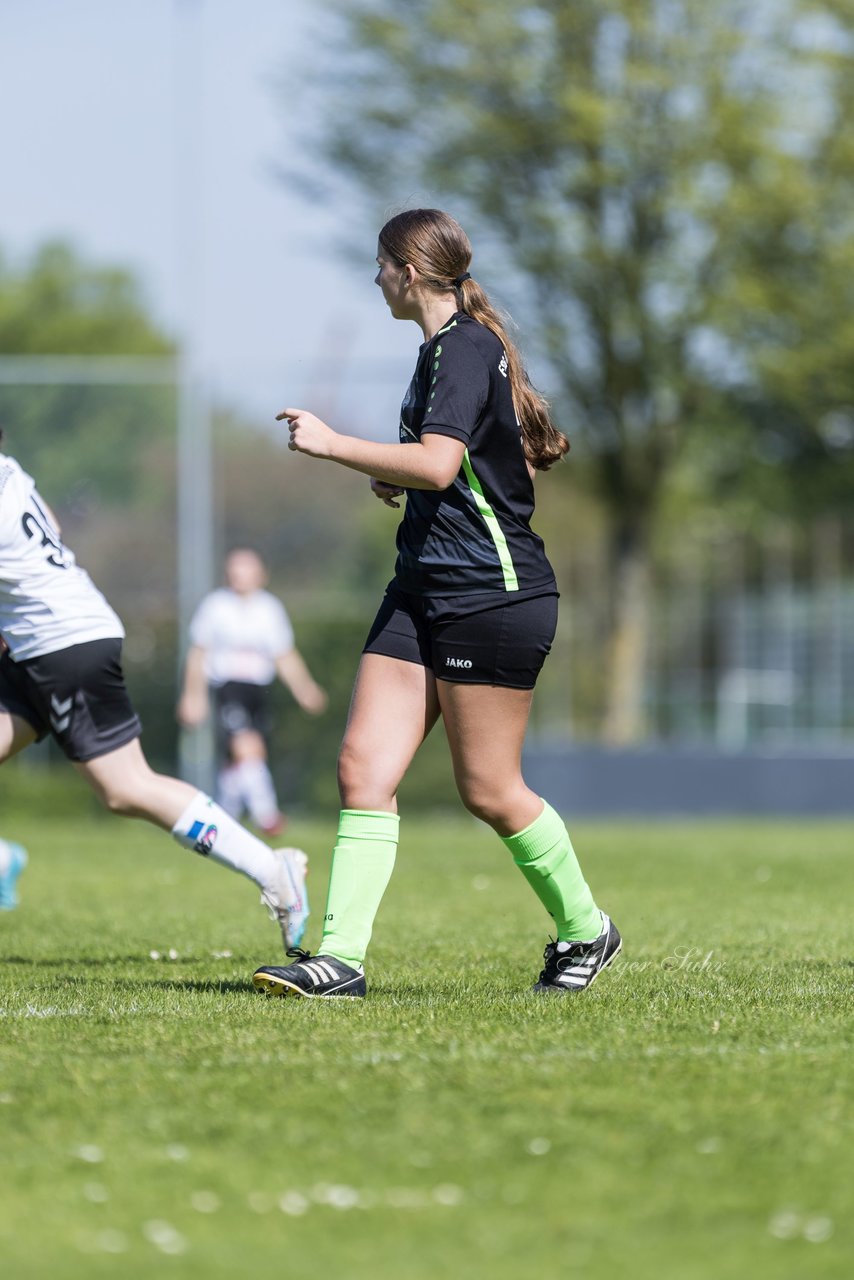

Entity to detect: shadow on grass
[141,978,257,995]
[2,954,167,968]
[1,959,257,995]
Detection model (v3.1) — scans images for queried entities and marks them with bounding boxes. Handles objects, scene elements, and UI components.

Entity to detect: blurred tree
[289,0,854,741]
[0,240,175,503]
[713,3,854,523]
[0,242,182,765]
[0,241,172,356]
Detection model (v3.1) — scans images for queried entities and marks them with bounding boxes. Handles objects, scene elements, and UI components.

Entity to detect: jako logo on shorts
[445,657,473,669]
[187,820,218,856]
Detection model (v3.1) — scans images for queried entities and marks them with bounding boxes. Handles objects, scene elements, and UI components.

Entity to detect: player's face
[374,243,411,318]
[225,551,266,595]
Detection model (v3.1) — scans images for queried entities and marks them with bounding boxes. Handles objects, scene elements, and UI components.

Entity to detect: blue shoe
[0,841,28,910]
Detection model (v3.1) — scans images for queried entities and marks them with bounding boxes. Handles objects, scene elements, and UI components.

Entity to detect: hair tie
[453,272,471,288]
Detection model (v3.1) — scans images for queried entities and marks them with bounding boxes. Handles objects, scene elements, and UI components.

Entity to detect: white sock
[235,759,280,827]
[216,765,244,818]
[0,839,11,876]
[171,793,279,891]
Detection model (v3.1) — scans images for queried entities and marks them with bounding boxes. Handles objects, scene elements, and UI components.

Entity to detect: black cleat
[533,914,622,994]
[253,948,366,999]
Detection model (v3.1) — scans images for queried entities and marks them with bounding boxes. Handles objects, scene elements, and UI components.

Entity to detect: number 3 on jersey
[21,498,70,570]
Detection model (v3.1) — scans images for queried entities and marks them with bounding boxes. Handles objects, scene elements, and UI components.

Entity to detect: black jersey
[394,313,556,597]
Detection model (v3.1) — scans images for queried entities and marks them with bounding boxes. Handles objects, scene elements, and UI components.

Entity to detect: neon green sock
[319,809,400,968]
[502,801,601,941]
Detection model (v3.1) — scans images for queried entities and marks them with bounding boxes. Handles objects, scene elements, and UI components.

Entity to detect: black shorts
[0,638,141,763]
[363,583,558,690]
[213,681,272,756]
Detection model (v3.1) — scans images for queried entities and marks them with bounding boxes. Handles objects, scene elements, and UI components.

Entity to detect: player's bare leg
[75,739,309,948]
[0,710,38,765]
[254,653,440,999]
[75,738,195,828]
[437,680,619,993]
[435,681,541,835]
[338,652,441,811]
[227,728,283,835]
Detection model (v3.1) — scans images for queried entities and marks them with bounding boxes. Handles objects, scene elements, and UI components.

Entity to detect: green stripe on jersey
[461,449,519,591]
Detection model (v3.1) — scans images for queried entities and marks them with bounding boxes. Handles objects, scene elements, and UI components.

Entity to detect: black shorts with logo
[0,638,142,763]
[213,681,272,756]
[363,582,558,690]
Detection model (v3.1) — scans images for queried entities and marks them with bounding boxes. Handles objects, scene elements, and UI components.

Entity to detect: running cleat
[0,841,28,911]
[260,847,310,951]
[533,913,622,994]
[253,948,366,999]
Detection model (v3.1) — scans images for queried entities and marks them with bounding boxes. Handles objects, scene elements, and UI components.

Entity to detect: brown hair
[378,208,568,470]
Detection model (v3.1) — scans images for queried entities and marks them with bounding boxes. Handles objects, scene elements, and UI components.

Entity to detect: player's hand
[370,477,404,508]
[299,683,328,715]
[177,691,208,729]
[276,408,338,459]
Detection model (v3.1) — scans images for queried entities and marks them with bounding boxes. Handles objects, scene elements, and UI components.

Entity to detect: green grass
[1,799,852,1279]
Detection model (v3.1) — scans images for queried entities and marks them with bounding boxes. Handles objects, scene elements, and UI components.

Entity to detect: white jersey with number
[189,588,294,687]
[0,454,124,661]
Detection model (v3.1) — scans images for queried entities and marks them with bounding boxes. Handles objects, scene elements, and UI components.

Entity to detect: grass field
[1,788,852,1279]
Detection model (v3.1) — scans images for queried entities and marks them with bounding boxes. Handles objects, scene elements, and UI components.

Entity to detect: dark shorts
[213,681,272,756]
[0,638,142,763]
[363,583,558,690]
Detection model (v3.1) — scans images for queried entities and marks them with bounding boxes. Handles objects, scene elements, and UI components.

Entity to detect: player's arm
[275,648,327,715]
[176,644,210,727]
[276,409,466,491]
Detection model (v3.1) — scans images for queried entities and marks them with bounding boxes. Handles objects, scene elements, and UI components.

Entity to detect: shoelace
[542,938,598,981]
[285,947,312,963]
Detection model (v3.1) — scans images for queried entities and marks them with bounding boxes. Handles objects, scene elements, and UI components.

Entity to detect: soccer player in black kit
[253,208,620,999]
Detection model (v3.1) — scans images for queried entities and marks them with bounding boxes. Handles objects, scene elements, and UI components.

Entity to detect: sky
[0,0,416,429]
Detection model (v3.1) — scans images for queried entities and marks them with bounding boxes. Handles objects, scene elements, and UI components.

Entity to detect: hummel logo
[445,657,473,669]
[195,824,217,856]
[49,693,73,734]
[187,820,218,856]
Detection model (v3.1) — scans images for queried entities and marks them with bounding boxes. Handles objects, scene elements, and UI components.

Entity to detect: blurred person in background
[253,207,620,1001]
[0,431,307,949]
[177,548,327,836]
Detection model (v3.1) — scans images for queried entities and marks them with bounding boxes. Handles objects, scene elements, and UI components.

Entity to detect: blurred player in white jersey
[0,432,308,950]
[177,549,326,835]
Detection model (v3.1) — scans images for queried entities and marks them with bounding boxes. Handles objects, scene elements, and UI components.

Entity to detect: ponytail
[379,208,568,471]
[456,278,569,471]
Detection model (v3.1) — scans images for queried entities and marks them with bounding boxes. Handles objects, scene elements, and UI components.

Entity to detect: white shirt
[188,587,294,686]
[0,454,124,661]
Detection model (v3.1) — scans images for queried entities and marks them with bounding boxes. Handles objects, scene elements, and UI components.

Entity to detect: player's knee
[230,730,265,762]
[96,782,138,817]
[86,762,153,818]
[457,776,516,828]
[337,741,394,809]
[337,739,366,793]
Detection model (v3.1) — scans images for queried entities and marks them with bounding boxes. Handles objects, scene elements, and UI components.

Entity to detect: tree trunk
[602,530,651,744]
